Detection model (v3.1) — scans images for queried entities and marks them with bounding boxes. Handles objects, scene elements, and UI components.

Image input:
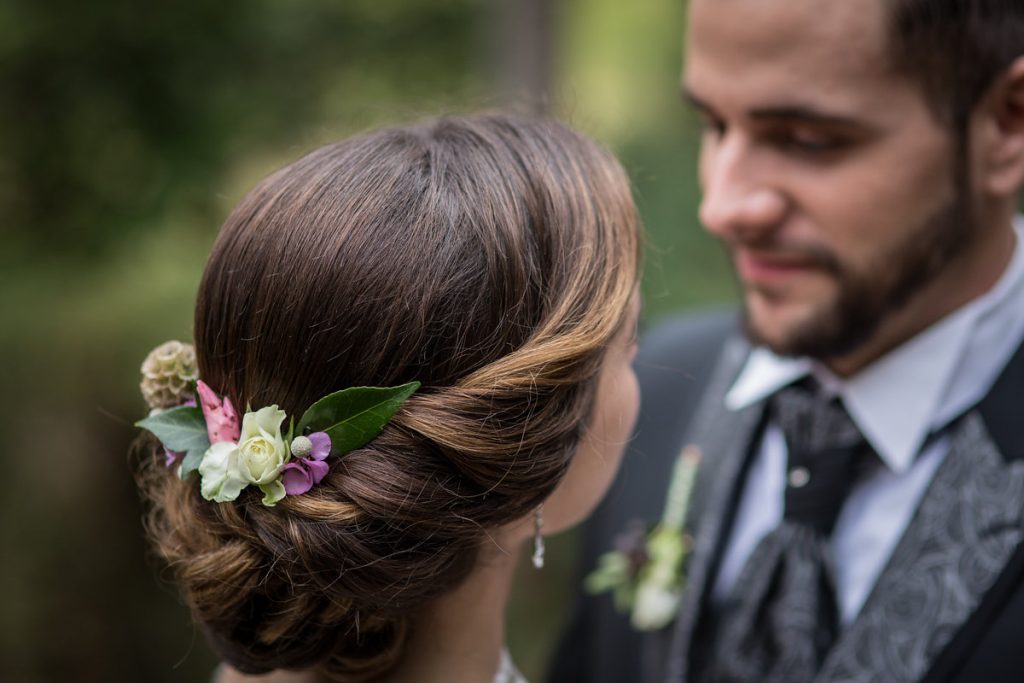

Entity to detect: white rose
[631,580,681,631]
[199,441,247,502]
[236,405,288,485]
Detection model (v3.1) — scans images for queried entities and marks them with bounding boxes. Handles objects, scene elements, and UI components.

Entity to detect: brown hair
[886,0,1024,128]
[136,114,639,680]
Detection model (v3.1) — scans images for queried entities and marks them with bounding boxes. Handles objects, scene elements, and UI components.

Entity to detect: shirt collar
[725,220,1024,473]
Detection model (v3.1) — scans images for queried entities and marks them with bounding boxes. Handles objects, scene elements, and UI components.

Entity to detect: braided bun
[136,114,639,680]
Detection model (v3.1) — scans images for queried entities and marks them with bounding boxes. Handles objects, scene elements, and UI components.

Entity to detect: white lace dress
[495,649,529,683]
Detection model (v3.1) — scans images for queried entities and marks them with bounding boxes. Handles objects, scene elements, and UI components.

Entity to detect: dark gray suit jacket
[549,309,1024,683]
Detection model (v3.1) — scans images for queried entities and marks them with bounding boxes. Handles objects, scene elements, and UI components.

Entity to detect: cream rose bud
[236,405,289,485]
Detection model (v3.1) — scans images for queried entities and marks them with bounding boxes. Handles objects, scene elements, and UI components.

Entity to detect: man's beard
[739,190,974,360]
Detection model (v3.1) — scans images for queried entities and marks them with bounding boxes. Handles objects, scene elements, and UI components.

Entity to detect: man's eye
[774,130,846,153]
[697,115,726,138]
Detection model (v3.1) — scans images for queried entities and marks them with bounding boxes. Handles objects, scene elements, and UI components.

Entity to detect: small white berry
[290,435,313,459]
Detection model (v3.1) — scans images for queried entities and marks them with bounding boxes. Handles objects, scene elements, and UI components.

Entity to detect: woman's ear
[975,56,1024,198]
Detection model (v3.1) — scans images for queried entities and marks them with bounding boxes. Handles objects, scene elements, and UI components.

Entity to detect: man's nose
[698,137,787,240]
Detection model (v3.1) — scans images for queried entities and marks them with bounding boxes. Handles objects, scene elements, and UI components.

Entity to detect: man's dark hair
[888,0,1024,129]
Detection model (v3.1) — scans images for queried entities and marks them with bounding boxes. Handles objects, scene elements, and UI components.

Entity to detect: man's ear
[976,55,1024,198]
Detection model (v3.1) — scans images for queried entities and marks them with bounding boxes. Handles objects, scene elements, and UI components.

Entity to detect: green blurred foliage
[1,0,486,262]
[0,0,733,681]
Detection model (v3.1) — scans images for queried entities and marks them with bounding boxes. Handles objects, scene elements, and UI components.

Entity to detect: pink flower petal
[308,432,332,460]
[196,379,241,444]
[305,458,330,484]
[196,379,218,410]
[281,462,313,496]
[221,396,239,435]
[164,448,183,467]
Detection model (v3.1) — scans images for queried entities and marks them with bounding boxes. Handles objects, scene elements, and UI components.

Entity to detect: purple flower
[281,432,332,496]
[614,519,651,578]
[164,448,184,468]
[307,432,331,459]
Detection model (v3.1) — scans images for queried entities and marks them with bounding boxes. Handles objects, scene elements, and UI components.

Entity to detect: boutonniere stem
[585,447,701,631]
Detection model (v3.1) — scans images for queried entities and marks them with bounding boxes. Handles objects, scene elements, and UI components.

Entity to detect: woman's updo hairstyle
[137,114,639,680]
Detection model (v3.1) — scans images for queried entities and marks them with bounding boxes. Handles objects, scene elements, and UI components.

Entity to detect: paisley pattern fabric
[665,337,1024,683]
[705,383,872,683]
[708,523,841,683]
[815,413,1024,682]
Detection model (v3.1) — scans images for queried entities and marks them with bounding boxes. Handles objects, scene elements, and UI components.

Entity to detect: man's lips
[734,250,821,285]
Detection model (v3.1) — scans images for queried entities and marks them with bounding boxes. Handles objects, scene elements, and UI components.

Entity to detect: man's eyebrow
[748,105,863,128]
[682,88,864,128]
[682,88,714,114]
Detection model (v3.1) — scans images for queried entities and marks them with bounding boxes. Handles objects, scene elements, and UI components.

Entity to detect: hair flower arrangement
[136,342,419,506]
[585,447,701,631]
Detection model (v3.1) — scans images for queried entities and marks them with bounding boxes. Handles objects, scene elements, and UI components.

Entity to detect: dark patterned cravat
[702,378,874,683]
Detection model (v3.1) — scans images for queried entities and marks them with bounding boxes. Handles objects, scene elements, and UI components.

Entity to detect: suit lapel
[663,337,766,683]
[816,339,1024,683]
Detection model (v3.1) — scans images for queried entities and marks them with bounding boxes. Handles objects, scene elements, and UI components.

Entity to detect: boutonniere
[585,447,701,631]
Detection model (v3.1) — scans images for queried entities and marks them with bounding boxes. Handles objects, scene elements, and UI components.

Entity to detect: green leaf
[259,480,286,506]
[614,583,638,613]
[136,406,211,454]
[178,448,206,479]
[585,551,632,594]
[296,381,420,456]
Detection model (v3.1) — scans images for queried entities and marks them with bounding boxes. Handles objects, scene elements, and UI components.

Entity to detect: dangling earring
[532,505,545,569]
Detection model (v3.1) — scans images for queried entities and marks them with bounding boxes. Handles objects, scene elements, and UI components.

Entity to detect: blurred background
[0,0,735,680]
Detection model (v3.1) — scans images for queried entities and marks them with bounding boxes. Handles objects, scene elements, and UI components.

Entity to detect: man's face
[684,0,973,360]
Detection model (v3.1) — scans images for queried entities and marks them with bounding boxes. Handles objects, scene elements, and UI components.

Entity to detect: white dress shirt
[711,218,1024,624]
